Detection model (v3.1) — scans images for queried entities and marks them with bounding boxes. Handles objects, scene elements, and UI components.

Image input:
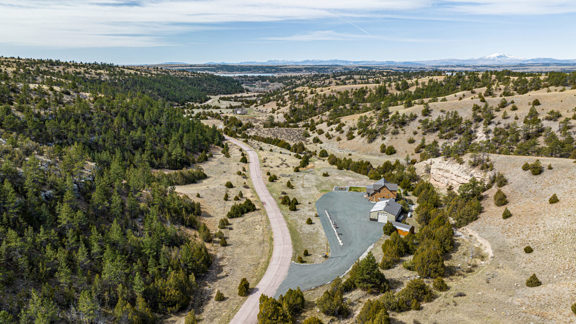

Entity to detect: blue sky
[0,0,575,64]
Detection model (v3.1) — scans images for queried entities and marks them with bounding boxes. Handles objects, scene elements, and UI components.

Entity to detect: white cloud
[0,0,574,48]
[441,0,576,15]
[0,0,429,47]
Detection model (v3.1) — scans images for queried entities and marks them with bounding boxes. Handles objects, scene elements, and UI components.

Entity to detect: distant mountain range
[195,54,576,66]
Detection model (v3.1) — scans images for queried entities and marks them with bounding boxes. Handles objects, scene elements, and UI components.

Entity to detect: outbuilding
[369,198,402,223]
[391,221,414,237]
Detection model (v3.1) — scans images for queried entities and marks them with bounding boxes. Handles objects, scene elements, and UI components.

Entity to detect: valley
[1,57,576,324]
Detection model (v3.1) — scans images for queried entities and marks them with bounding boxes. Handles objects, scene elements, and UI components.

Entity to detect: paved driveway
[276,191,383,296]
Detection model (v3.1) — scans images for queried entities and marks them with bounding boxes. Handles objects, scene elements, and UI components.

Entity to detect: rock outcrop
[415,156,495,190]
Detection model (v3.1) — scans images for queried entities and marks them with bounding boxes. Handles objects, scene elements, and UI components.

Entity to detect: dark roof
[369,178,398,193]
[383,200,402,217]
[370,198,402,218]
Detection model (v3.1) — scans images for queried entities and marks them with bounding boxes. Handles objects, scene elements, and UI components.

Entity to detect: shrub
[502,208,512,219]
[303,249,310,256]
[219,237,228,247]
[530,160,543,175]
[412,245,445,278]
[227,199,256,218]
[198,223,212,242]
[223,192,229,201]
[522,162,530,171]
[317,279,350,317]
[297,256,305,263]
[382,222,396,236]
[240,156,248,163]
[548,163,553,170]
[322,172,329,177]
[549,194,559,204]
[494,172,508,187]
[286,181,294,189]
[268,175,278,182]
[356,299,390,324]
[493,189,508,206]
[524,245,533,253]
[306,218,313,225]
[184,310,197,324]
[257,295,292,323]
[380,232,408,269]
[385,146,396,155]
[214,290,225,301]
[318,149,329,158]
[347,252,389,293]
[380,291,400,312]
[526,274,541,287]
[225,181,234,188]
[279,288,305,317]
[302,317,323,324]
[238,278,250,296]
[572,303,576,316]
[396,279,434,310]
[218,218,230,229]
[433,277,449,291]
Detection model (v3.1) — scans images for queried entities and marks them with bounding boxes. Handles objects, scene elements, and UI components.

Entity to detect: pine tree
[238,278,250,296]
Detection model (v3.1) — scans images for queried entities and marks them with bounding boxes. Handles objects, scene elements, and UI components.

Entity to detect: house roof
[392,221,413,232]
[368,178,398,193]
[370,198,402,217]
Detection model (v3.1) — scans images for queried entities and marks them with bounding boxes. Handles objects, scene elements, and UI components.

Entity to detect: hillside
[0,58,240,323]
[195,69,576,323]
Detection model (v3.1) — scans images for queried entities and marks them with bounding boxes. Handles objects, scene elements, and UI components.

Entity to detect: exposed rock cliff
[415,156,495,190]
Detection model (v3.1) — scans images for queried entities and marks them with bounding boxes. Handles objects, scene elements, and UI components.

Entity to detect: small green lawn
[348,186,366,192]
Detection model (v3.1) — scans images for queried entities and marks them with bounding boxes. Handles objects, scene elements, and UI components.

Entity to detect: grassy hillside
[199,69,576,323]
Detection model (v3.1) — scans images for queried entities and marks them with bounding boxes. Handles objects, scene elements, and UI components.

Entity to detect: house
[369,198,402,223]
[366,178,398,202]
[391,221,414,237]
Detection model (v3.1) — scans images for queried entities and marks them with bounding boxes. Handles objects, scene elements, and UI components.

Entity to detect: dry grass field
[247,139,370,264]
[166,144,272,324]
[192,81,576,323]
[394,154,576,324]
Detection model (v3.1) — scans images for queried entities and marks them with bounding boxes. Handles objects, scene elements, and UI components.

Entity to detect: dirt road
[227,136,293,324]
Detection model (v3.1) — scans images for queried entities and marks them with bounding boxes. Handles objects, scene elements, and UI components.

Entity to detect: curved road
[226,136,293,324]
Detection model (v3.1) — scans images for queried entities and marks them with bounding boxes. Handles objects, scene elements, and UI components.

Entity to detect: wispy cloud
[0,0,430,47]
[441,0,576,15]
[0,0,574,48]
[265,30,376,41]
[265,30,449,43]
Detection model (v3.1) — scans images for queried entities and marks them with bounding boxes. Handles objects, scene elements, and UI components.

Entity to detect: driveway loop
[276,191,383,296]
